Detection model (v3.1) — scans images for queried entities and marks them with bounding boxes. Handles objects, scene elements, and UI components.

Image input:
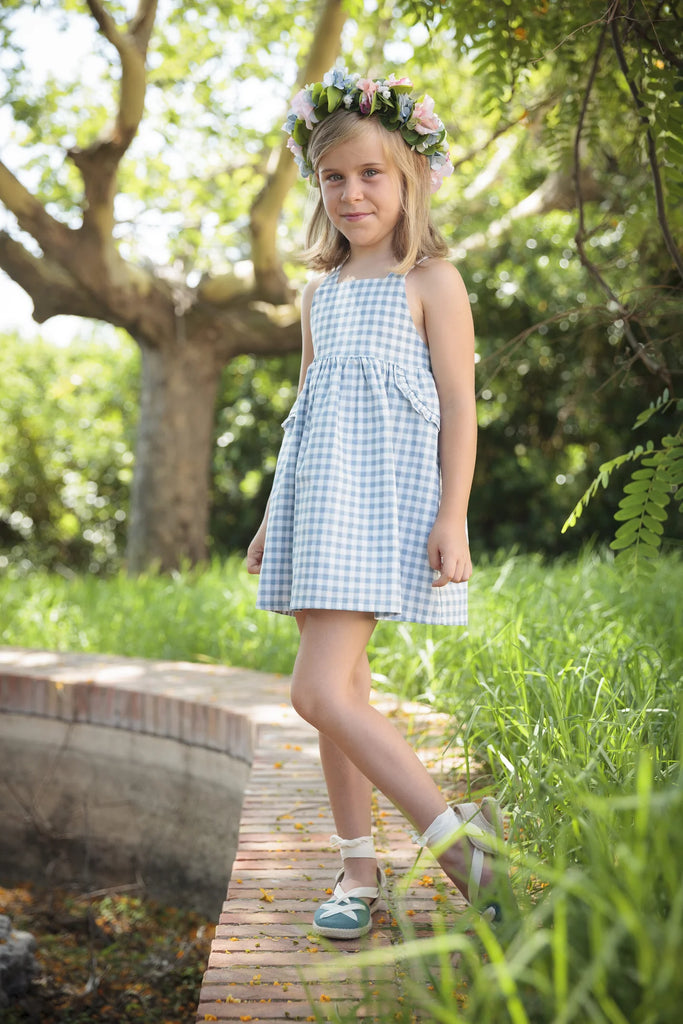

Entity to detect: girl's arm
[246,277,319,574]
[412,259,477,587]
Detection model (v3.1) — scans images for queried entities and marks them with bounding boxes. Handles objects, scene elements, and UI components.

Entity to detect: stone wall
[0,648,271,918]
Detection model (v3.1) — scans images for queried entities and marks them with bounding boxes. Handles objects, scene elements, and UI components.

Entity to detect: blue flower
[323,67,349,90]
[397,94,414,124]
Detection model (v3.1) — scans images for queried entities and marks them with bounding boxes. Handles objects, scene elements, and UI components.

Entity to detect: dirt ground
[1,881,213,1024]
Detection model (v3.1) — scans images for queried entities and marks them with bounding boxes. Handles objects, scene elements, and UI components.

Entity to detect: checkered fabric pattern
[256,269,468,625]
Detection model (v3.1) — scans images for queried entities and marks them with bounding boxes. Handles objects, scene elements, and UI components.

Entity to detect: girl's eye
[364,168,379,177]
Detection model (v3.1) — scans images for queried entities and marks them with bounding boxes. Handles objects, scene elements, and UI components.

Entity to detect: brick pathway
[196,691,472,1022]
[0,647,474,1022]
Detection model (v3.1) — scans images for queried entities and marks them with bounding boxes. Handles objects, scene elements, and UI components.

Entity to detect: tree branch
[0,231,106,322]
[0,160,73,257]
[249,0,348,303]
[129,0,158,52]
[214,302,302,360]
[573,2,671,386]
[630,5,683,72]
[609,5,683,281]
[454,168,604,253]
[68,0,157,242]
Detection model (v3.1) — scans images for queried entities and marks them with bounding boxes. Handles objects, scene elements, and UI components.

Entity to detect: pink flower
[385,74,413,88]
[430,157,454,193]
[357,77,379,114]
[291,89,317,129]
[413,95,441,135]
[287,137,303,160]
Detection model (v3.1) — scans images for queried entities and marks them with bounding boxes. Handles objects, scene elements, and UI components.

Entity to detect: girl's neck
[341,249,396,281]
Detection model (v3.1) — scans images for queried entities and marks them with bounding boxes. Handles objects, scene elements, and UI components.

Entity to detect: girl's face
[317,125,403,262]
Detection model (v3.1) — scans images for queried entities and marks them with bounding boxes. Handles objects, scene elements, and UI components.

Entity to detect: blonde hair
[302,111,448,275]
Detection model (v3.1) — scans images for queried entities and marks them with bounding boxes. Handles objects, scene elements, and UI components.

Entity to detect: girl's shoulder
[410,256,465,285]
[301,273,326,312]
[407,258,469,307]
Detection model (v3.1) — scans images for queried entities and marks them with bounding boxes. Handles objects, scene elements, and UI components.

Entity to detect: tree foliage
[0,0,349,571]
[0,0,681,571]
[399,0,683,556]
[403,0,682,378]
[0,330,139,574]
[564,392,683,569]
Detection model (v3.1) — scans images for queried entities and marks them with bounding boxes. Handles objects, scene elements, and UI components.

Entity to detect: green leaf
[642,515,664,536]
[623,479,653,495]
[644,503,669,522]
[610,530,637,551]
[614,549,657,575]
[616,493,649,513]
[326,85,343,113]
[639,527,663,550]
[613,509,640,523]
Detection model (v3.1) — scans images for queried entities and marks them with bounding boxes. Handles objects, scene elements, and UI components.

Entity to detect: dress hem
[256,602,467,627]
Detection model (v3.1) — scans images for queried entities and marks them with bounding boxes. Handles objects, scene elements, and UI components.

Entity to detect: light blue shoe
[312,868,384,939]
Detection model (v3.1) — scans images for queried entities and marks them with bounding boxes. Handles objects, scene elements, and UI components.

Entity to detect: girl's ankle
[340,856,379,891]
[439,839,494,903]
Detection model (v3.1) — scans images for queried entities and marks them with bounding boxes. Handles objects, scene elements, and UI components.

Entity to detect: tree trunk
[126,335,220,573]
[0,0,346,574]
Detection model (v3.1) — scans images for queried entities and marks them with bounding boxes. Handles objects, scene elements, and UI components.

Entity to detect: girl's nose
[342,176,363,202]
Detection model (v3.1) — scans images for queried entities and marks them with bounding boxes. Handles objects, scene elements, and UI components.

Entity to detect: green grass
[2,549,682,1023]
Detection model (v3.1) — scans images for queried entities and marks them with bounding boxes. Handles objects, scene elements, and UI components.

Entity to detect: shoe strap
[468,845,485,904]
[331,881,379,901]
[452,803,499,854]
[414,804,500,856]
[334,864,386,891]
[330,834,376,860]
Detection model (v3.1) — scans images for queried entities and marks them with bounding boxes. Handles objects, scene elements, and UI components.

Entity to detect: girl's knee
[290,672,348,732]
[290,674,315,724]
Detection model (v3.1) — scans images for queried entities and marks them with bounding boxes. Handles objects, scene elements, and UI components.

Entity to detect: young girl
[247,68,511,938]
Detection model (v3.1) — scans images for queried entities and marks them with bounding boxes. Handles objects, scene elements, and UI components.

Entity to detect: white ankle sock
[330,834,376,861]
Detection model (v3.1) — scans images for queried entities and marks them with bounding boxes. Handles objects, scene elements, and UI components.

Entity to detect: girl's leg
[291,610,488,900]
[296,611,376,891]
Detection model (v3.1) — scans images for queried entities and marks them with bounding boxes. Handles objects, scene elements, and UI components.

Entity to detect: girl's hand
[246,530,266,575]
[428,517,472,587]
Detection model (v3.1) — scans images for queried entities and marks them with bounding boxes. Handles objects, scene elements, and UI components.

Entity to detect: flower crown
[283,67,454,193]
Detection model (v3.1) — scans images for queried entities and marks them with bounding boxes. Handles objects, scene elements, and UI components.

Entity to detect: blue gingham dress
[256,268,468,625]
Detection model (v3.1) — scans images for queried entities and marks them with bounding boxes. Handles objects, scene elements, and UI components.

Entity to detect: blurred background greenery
[1,0,680,576]
[0,307,677,575]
